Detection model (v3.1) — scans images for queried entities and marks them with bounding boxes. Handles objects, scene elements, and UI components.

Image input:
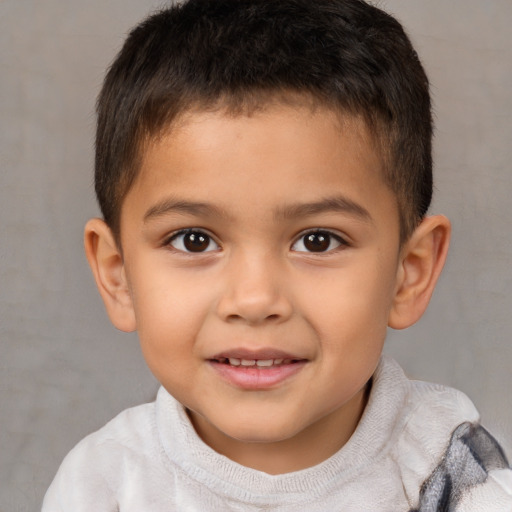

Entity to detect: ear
[84,218,136,332]
[388,215,451,330]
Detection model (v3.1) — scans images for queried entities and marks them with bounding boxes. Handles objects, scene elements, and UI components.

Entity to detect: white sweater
[42,357,512,511]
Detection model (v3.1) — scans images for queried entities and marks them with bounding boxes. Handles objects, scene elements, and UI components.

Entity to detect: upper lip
[210,348,306,361]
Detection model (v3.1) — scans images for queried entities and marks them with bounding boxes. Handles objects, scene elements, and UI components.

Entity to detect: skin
[85,103,450,474]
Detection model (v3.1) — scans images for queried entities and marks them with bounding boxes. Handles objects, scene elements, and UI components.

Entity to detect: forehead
[145,93,383,170]
[141,103,381,177]
[122,103,395,230]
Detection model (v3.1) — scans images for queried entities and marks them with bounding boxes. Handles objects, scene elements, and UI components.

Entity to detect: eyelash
[164,228,349,254]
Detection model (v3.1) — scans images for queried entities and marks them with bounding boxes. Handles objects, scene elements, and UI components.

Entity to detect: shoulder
[375,357,481,458]
[401,377,480,453]
[381,358,512,511]
[42,398,160,511]
[62,397,159,469]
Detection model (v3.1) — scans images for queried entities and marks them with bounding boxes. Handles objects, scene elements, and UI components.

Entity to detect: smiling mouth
[209,354,307,389]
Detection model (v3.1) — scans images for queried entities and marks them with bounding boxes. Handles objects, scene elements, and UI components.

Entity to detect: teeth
[256,359,273,367]
[224,358,292,367]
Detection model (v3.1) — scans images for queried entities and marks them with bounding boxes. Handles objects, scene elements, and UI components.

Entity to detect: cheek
[130,271,215,361]
[346,252,398,311]
[302,262,396,346]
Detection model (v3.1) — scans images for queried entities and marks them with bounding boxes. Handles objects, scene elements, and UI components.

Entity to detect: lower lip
[210,361,307,390]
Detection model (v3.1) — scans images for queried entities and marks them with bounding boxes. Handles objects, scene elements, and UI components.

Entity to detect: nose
[216,250,293,325]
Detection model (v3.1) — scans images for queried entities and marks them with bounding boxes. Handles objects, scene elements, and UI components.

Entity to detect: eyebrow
[143,195,372,223]
[274,196,372,222]
[143,198,227,222]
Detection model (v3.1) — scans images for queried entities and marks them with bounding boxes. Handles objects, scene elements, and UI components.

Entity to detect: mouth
[208,350,308,389]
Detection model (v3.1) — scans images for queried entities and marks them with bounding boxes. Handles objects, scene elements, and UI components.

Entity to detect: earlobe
[84,218,136,332]
[388,215,451,330]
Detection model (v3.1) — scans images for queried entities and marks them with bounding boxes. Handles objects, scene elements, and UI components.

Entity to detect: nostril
[224,312,282,324]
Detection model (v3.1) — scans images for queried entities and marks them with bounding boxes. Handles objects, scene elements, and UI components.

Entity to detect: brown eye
[291,230,345,253]
[184,232,210,252]
[169,230,219,253]
[304,232,330,252]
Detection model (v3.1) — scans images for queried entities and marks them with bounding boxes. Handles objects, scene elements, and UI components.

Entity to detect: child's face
[119,104,402,468]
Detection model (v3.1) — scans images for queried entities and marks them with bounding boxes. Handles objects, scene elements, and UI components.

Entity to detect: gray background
[1,1,511,510]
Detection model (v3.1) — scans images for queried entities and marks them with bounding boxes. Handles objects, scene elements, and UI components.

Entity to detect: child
[43,0,512,510]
